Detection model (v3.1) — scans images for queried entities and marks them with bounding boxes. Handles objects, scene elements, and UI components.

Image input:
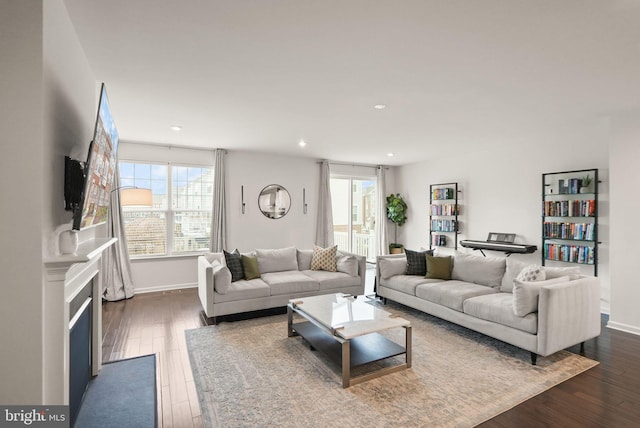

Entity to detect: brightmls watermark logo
[0,407,68,428]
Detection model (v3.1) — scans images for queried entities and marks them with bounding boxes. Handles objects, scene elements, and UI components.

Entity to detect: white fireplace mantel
[43,237,116,405]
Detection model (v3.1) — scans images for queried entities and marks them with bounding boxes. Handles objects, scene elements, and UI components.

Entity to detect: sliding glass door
[330,177,376,262]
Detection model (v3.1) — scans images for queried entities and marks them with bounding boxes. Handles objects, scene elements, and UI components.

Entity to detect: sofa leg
[382,297,388,305]
[530,352,537,365]
[580,342,585,353]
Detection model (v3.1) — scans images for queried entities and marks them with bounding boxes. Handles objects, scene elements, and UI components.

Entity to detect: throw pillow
[211,260,232,294]
[404,249,433,276]
[378,257,407,279]
[425,255,452,280]
[516,264,546,282]
[241,255,261,280]
[512,275,570,316]
[311,245,338,272]
[223,249,245,282]
[336,255,358,276]
[451,251,506,288]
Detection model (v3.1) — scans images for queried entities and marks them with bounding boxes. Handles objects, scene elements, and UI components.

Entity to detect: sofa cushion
[416,280,499,312]
[261,271,319,296]
[297,249,313,271]
[211,260,232,294]
[451,252,506,288]
[425,255,452,280]
[224,249,245,282]
[380,275,442,296]
[213,278,271,303]
[336,254,358,276]
[512,275,570,316]
[241,255,260,280]
[256,247,298,274]
[379,257,407,279]
[463,293,538,334]
[543,266,581,280]
[302,270,361,290]
[311,245,338,272]
[405,248,433,276]
[500,258,530,293]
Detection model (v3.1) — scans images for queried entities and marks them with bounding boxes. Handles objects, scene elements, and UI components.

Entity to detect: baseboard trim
[606,320,640,336]
[134,283,197,294]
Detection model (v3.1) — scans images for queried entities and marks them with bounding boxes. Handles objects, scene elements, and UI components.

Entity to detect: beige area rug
[186,301,598,428]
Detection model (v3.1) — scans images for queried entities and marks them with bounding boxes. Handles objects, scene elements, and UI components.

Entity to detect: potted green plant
[580,175,592,193]
[386,193,408,254]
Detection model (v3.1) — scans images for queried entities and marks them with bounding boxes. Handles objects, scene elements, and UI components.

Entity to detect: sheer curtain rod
[319,160,388,169]
[122,141,225,154]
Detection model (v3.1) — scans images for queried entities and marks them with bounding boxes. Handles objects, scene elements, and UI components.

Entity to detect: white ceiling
[63,0,640,166]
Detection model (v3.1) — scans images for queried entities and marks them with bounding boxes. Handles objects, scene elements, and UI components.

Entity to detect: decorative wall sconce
[241,185,246,214]
[303,188,308,214]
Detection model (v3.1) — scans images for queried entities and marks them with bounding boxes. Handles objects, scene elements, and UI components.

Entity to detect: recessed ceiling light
[298,140,307,148]
[374,104,387,110]
[387,152,395,157]
[170,125,182,131]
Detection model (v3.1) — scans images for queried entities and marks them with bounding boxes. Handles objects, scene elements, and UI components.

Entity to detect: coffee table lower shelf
[290,320,411,388]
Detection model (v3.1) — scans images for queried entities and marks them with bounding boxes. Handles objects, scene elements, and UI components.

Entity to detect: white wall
[0,0,46,404]
[608,112,640,335]
[226,151,318,251]
[0,0,97,404]
[395,120,610,312]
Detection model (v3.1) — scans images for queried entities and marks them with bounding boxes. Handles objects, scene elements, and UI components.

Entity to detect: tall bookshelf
[542,168,598,275]
[429,182,460,250]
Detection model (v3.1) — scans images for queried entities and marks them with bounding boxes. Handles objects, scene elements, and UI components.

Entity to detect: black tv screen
[73,83,119,230]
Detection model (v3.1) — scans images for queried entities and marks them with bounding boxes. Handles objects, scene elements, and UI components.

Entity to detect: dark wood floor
[102,288,640,427]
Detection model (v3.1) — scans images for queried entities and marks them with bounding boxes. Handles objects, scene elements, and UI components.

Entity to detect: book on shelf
[543,221,595,240]
[432,187,455,200]
[431,234,447,247]
[430,203,459,216]
[544,243,594,264]
[543,199,596,217]
[431,219,457,232]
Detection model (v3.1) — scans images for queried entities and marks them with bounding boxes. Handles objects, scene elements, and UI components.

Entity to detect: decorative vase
[59,230,78,254]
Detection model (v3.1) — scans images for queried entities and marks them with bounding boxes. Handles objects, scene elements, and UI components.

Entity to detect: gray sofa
[198,247,366,323]
[376,251,601,364]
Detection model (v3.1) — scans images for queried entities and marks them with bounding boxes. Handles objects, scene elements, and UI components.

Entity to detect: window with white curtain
[119,162,213,257]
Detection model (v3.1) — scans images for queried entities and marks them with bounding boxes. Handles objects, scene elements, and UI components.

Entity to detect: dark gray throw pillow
[223,249,244,282]
[405,249,433,276]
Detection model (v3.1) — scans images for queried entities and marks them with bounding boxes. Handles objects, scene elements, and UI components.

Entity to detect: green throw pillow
[425,255,452,280]
[242,255,261,280]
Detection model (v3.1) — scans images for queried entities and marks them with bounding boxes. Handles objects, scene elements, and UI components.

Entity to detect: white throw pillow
[211,260,232,294]
[516,264,546,282]
[296,249,313,271]
[451,251,506,288]
[255,247,298,274]
[336,255,358,276]
[378,257,407,279]
[512,275,570,316]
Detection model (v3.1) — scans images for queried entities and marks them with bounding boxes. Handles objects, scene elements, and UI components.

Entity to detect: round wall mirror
[258,184,291,219]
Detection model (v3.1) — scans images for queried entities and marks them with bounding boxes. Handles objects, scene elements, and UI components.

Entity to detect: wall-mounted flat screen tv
[72,83,119,230]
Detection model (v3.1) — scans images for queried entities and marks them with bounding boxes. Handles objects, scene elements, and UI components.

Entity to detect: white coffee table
[287,293,412,388]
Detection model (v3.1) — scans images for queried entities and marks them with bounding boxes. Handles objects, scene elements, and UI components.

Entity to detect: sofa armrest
[536,276,601,356]
[337,250,366,292]
[197,256,215,317]
[375,254,407,291]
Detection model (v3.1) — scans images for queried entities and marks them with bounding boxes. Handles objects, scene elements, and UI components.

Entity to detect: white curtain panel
[103,164,135,301]
[376,165,389,256]
[210,148,227,252]
[315,160,334,247]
